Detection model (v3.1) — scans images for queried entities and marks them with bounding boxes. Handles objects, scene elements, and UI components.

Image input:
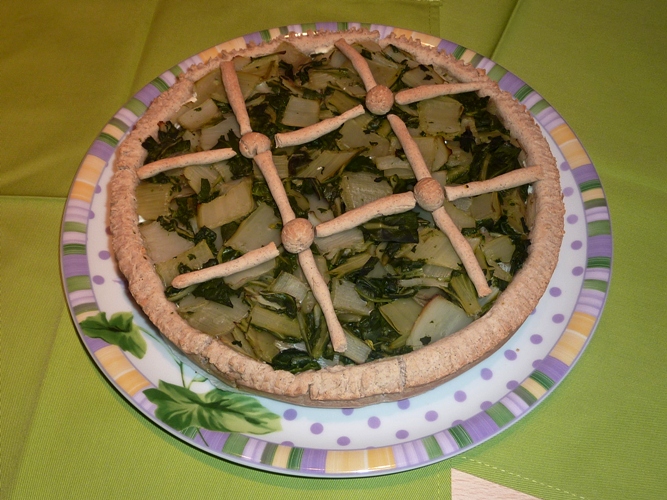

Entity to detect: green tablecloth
[2,1,666,498]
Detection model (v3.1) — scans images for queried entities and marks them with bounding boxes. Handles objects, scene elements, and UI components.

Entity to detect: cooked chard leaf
[146,172,184,192]
[345,309,399,350]
[192,277,239,307]
[458,127,476,153]
[156,195,199,240]
[142,121,191,164]
[389,103,420,128]
[248,102,282,138]
[343,256,379,281]
[157,215,195,241]
[218,221,239,242]
[146,172,172,184]
[173,196,198,224]
[486,139,522,179]
[320,180,342,207]
[304,128,341,151]
[365,115,386,133]
[295,56,328,84]
[386,174,416,194]
[452,92,490,116]
[229,157,254,179]
[217,246,241,264]
[271,348,321,373]
[489,214,519,237]
[164,284,197,302]
[362,212,419,243]
[194,226,218,254]
[449,92,507,133]
[274,252,299,276]
[252,181,274,205]
[509,236,530,274]
[445,165,470,185]
[287,152,311,176]
[468,136,521,182]
[301,87,322,100]
[213,131,254,179]
[287,195,309,219]
[278,60,295,80]
[390,257,427,278]
[178,262,193,275]
[449,272,482,316]
[197,178,219,203]
[301,308,330,359]
[354,277,417,303]
[258,291,298,318]
[212,98,232,114]
[344,155,381,174]
[296,177,324,197]
[468,138,493,182]
[473,110,507,134]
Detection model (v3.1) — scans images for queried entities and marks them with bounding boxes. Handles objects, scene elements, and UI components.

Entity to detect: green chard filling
[136,40,532,373]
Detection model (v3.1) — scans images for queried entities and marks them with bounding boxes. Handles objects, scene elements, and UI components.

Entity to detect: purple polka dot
[92,275,104,285]
[559,162,570,171]
[480,401,492,411]
[549,287,561,297]
[572,266,584,276]
[530,308,537,315]
[533,359,543,369]
[425,410,438,422]
[98,250,111,260]
[562,186,574,197]
[337,436,351,446]
[88,210,95,220]
[507,380,519,390]
[530,334,543,344]
[571,240,583,250]
[451,419,463,427]
[283,408,297,420]
[95,184,102,194]
[310,423,323,435]
[481,368,493,380]
[566,214,578,224]
[368,416,381,429]
[396,430,409,439]
[552,314,565,324]
[105,226,112,236]
[342,408,354,416]
[281,441,294,447]
[504,349,517,361]
[454,390,467,402]
[397,399,410,410]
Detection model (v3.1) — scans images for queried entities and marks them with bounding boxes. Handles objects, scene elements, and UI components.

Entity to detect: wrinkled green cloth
[2,1,666,498]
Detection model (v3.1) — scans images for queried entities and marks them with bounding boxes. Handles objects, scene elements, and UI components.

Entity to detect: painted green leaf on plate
[80,311,147,359]
[144,380,282,435]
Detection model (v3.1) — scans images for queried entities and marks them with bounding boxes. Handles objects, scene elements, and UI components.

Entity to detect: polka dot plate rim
[60,22,611,477]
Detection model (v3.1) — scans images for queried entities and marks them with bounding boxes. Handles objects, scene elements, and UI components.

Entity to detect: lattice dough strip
[274,105,365,148]
[394,82,487,105]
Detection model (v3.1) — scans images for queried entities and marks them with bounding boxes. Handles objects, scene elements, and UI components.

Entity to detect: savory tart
[109,29,564,407]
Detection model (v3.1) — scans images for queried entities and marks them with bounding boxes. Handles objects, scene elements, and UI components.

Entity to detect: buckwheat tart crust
[109,29,564,407]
